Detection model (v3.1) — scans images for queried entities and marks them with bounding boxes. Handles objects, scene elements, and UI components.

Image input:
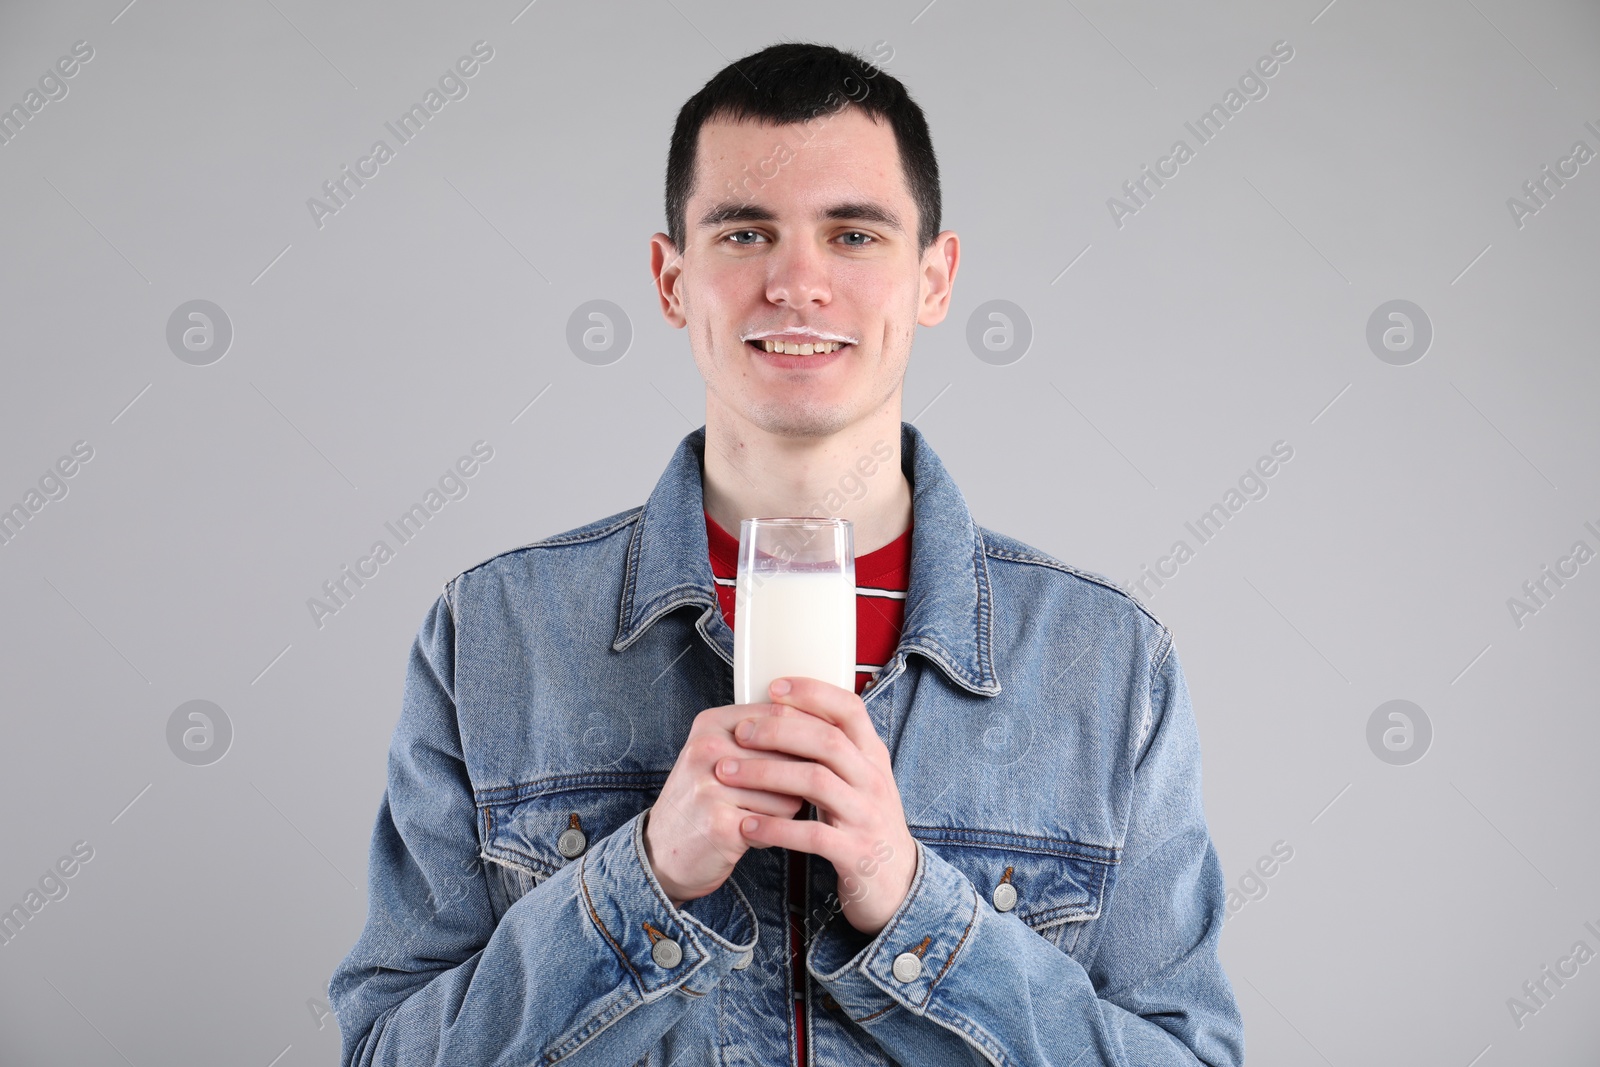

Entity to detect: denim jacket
[329,421,1245,1066]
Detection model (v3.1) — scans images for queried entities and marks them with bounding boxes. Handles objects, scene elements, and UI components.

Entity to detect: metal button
[992,881,1018,912]
[731,949,753,970]
[651,937,683,968]
[891,952,922,983]
[557,827,587,858]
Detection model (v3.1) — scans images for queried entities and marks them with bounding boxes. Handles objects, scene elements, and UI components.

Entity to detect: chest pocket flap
[477,775,665,921]
[911,825,1117,933]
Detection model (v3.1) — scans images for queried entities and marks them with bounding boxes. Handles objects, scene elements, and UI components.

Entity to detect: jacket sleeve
[805,635,1245,1066]
[328,590,760,1066]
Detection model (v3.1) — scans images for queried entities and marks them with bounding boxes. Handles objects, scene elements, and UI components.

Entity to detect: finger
[768,677,884,759]
[715,753,859,818]
[725,733,810,764]
[737,808,847,868]
[717,788,804,818]
[732,712,876,791]
[705,702,822,751]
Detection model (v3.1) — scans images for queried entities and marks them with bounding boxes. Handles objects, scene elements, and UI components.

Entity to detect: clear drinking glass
[732,518,856,705]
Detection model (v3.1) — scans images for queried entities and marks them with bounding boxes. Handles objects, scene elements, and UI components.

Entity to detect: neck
[701,401,913,557]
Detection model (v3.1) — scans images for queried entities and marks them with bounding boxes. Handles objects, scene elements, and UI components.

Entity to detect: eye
[724,230,766,246]
[837,231,875,248]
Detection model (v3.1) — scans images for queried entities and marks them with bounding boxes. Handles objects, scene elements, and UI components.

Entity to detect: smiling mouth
[746,339,852,355]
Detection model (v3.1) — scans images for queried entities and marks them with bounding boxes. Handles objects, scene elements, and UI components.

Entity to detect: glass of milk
[732,518,856,705]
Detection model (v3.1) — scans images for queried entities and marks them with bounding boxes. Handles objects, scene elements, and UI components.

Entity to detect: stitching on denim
[486,843,559,878]
[981,533,1170,632]
[923,1001,1006,1066]
[476,770,667,806]
[619,589,721,651]
[543,984,641,1064]
[1074,840,1131,980]
[479,849,544,880]
[909,824,1120,862]
[971,529,998,688]
[1135,627,1176,770]
[629,813,697,943]
[1151,625,1175,676]
[897,639,997,696]
[441,576,458,629]
[1023,856,1112,928]
[859,836,933,1009]
[616,511,652,643]
[673,872,759,954]
[456,508,642,585]
[932,888,978,989]
[578,851,643,990]
[616,517,643,643]
[530,510,642,547]
[623,811,721,995]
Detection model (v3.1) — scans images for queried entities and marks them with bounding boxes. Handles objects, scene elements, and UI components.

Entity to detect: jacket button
[731,949,753,970]
[992,882,1018,912]
[822,993,841,1011]
[891,952,922,983]
[557,827,587,858]
[652,937,683,968]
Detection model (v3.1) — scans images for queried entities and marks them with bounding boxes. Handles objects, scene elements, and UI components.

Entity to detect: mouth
[745,339,853,356]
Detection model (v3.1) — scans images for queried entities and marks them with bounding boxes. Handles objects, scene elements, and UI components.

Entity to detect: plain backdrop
[1,0,1597,1063]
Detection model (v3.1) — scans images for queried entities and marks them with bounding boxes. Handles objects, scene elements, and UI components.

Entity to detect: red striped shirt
[705,510,911,1065]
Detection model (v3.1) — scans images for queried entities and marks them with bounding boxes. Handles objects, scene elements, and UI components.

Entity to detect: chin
[745,402,855,439]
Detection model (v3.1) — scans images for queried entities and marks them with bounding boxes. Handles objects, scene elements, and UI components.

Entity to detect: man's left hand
[714,676,918,937]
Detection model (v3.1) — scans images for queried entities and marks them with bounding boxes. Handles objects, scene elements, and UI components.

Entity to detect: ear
[651,233,688,328]
[916,230,960,327]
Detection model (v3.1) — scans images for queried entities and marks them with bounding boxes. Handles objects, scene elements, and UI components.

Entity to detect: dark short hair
[664,41,941,256]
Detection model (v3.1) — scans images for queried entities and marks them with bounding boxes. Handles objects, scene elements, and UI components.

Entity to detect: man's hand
[714,676,918,937]
[644,703,808,906]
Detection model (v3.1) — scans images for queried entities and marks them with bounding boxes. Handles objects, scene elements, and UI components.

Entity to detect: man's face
[652,106,957,440]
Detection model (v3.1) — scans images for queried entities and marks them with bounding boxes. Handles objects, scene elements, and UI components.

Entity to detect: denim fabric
[328,421,1245,1066]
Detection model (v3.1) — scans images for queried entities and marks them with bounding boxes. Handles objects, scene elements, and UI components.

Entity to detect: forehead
[691,106,911,216]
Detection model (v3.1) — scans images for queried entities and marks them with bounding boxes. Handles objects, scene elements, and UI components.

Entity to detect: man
[330,41,1244,1066]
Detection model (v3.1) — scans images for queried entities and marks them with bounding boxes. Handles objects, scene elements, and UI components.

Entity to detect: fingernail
[737,720,754,741]
[742,816,759,832]
[771,678,791,696]
[721,759,739,775]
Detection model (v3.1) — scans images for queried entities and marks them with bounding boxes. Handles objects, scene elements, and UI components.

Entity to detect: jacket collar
[613,422,999,697]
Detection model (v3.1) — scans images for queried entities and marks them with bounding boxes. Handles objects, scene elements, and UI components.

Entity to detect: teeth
[758,340,846,354]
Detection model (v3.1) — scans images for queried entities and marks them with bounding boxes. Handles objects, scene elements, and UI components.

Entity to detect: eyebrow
[696,200,906,235]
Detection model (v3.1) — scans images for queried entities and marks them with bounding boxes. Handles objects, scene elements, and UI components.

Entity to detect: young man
[330,42,1244,1066]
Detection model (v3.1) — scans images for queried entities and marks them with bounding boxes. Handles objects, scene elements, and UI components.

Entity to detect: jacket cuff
[806,837,980,1022]
[579,809,759,1000]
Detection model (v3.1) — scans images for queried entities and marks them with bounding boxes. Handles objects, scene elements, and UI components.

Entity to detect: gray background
[1,0,1596,1063]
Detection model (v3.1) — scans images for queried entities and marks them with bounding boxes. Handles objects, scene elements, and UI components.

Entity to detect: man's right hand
[644,701,810,905]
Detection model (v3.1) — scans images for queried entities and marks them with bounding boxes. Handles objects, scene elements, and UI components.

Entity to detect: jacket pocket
[477,773,667,925]
[909,826,1117,955]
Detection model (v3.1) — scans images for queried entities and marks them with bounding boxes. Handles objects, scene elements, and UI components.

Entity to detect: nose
[764,236,832,309]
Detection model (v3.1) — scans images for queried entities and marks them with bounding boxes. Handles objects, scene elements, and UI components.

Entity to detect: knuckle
[689,775,717,807]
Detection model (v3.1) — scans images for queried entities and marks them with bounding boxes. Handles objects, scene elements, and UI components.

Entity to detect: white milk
[733,569,856,704]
